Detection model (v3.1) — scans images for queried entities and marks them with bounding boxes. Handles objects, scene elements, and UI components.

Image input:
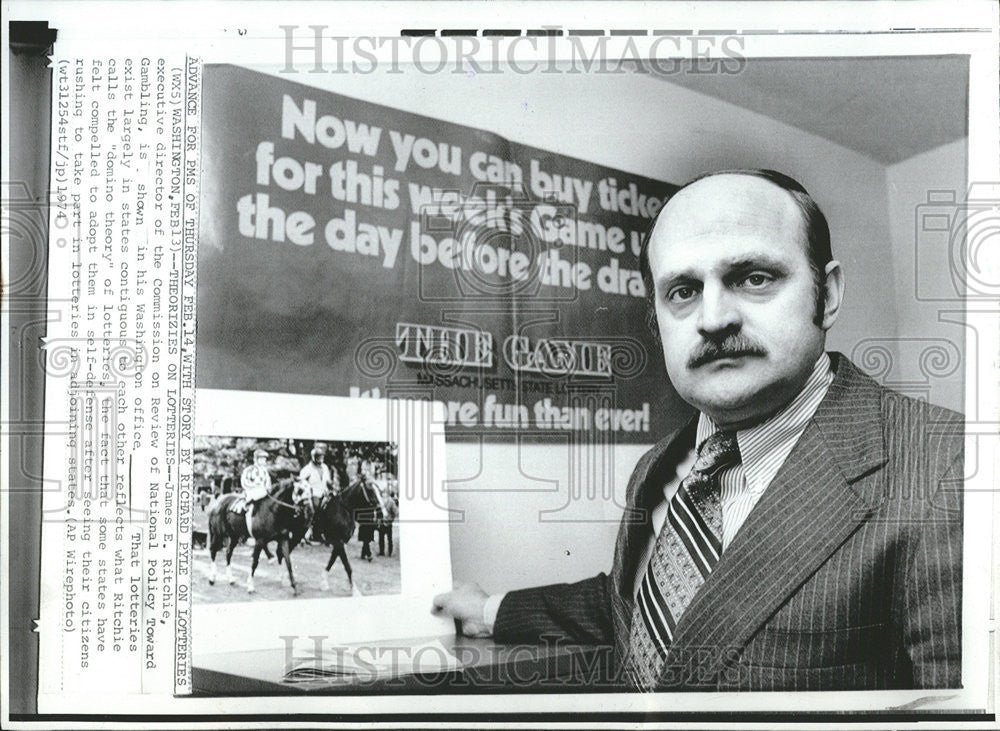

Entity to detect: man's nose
[696,282,741,336]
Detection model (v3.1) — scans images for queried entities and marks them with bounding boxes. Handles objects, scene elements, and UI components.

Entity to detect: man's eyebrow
[721,254,790,272]
[655,268,701,290]
[656,254,790,288]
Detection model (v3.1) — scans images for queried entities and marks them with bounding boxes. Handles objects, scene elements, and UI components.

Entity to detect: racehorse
[207,478,309,595]
[311,480,383,594]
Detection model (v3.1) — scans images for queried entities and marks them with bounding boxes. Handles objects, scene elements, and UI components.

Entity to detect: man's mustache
[687,334,767,368]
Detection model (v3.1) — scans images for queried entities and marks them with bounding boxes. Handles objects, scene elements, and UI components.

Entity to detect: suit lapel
[617,418,698,597]
[610,416,697,659]
[659,353,889,687]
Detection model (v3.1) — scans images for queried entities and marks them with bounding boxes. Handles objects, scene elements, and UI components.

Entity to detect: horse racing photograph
[192,435,401,603]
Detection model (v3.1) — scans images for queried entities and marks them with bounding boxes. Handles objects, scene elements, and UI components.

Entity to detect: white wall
[246,64,954,592]
[885,139,968,414]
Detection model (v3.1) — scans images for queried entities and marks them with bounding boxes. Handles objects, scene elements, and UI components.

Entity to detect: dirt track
[192,508,400,603]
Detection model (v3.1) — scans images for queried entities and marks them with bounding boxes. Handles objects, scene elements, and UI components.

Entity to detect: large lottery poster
[197,64,685,442]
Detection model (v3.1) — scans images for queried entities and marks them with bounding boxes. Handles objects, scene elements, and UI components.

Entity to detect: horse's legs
[224,537,237,585]
[248,541,263,593]
[386,524,393,557]
[279,536,296,596]
[321,547,333,591]
[340,545,361,596]
[263,543,277,565]
[321,543,340,591]
[335,542,356,594]
[278,543,291,586]
[208,528,222,585]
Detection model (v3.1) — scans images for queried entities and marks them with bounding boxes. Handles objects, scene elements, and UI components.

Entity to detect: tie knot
[693,430,741,478]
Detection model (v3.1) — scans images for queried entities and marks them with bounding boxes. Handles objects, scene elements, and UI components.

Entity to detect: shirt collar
[697,353,834,494]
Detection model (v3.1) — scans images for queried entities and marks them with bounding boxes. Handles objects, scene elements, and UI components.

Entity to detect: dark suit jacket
[494,354,963,691]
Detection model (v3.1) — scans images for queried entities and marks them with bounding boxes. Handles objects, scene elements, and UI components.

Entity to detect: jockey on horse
[298,446,336,539]
[238,448,272,537]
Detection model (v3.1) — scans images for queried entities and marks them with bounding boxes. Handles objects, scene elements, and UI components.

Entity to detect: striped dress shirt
[633,353,834,597]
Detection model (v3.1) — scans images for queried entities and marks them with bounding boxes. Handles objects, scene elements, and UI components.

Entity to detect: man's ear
[819,260,845,331]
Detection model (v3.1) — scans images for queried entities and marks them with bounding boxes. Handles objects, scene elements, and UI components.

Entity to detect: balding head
[640,169,832,336]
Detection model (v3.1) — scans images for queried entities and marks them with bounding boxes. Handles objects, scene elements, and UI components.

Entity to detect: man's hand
[432,582,492,638]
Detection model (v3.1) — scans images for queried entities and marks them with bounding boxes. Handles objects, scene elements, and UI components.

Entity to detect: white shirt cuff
[483,591,507,634]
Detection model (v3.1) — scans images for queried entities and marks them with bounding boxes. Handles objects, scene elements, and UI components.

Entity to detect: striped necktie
[627,430,741,690]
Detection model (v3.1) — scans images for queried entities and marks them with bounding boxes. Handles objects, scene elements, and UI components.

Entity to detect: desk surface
[193,635,609,695]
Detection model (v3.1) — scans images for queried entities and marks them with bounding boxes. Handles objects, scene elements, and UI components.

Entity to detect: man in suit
[432,169,963,691]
